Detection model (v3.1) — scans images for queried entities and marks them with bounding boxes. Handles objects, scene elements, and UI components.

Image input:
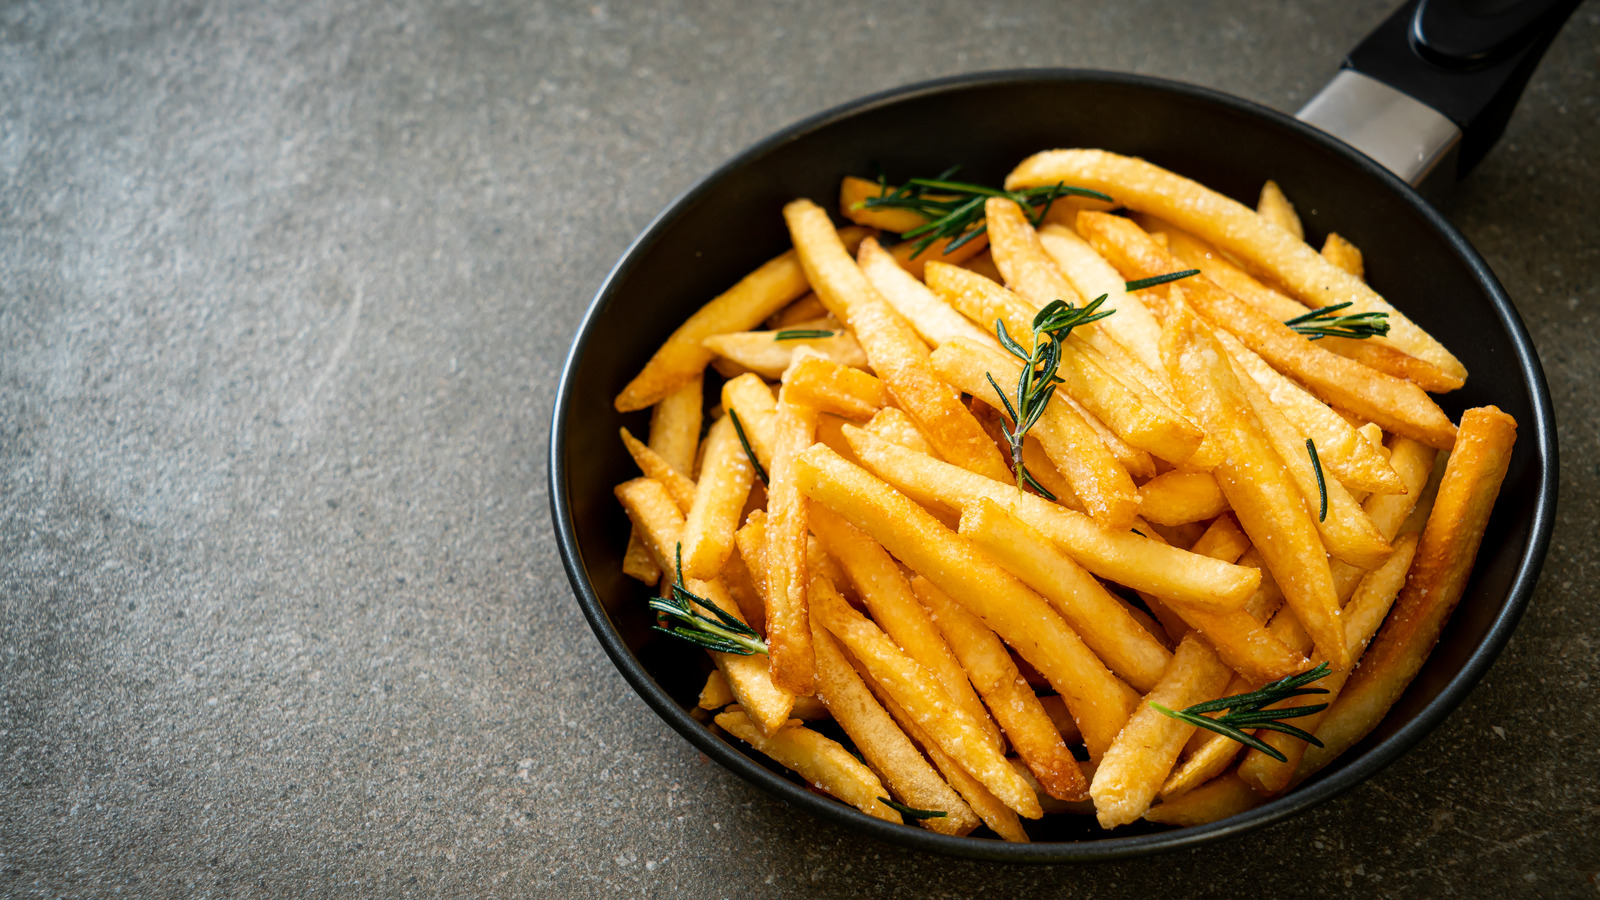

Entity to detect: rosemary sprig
[773,329,835,341]
[986,295,1115,497]
[1124,269,1200,292]
[1151,662,1332,762]
[727,410,768,486]
[1306,438,1328,521]
[858,167,1113,259]
[648,545,768,656]
[1285,301,1390,340]
[878,797,947,820]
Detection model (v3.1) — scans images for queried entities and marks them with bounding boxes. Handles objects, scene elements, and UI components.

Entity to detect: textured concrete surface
[2,1,1597,896]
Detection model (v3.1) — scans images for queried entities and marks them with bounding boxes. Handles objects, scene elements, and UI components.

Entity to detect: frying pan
[549,0,1570,861]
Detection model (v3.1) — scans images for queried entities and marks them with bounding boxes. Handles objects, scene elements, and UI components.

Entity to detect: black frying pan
[549,0,1569,861]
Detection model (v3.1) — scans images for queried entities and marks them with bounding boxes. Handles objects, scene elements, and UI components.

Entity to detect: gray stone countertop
[3,1,1597,896]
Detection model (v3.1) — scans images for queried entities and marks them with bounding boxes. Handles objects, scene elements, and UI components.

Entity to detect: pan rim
[547,67,1558,862]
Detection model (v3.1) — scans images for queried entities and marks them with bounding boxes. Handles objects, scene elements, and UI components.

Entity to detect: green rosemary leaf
[728,410,769,486]
[646,544,768,656]
[773,329,836,341]
[1124,269,1201,292]
[1151,663,1334,761]
[877,797,948,819]
[1150,703,1287,762]
[1306,438,1328,521]
[1285,301,1391,341]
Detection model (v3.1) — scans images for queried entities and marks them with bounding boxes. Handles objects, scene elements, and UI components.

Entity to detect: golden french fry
[1256,180,1303,239]
[720,373,778,471]
[785,199,1012,482]
[794,442,1139,758]
[764,387,819,694]
[864,673,1031,842]
[1035,694,1083,746]
[1162,306,1348,667]
[1145,772,1263,826]
[1321,232,1364,279]
[702,328,866,380]
[781,353,892,421]
[1239,532,1420,793]
[931,339,1139,528]
[809,506,1003,753]
[622,531,662,584]
[1090,633,1235,828]
[1037,223,1167,375]
[913,577,1090,801]
[858,237,1000,350]
[927,262,1206,467]
[680,415,757,580]
[1297,407,1516,784]
[1136,471,1228,527]
[838,175,928,233]
[864,406,936,456]
[721,538,767,636]
[620,427,697,512]
[768,293,830,328]
[1232,356,1392,570]
[811,620,979,835]
[699,669,735,710]
[1006,150,1466,382]
[616,478,795,733]
[842,425,1261,611]
[616,231,868,412]
[1063,393,1158,479]
[960,500,1171,693]
[1211,327,1408,495]
[810,578,1043,818]
[1151,219,1463,394]
[716,709,899,821]
[1081,211,1457,451]
[649,374,704,476]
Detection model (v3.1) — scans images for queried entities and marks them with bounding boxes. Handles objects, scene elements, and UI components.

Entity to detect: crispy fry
[1063,393,1158,479]
[810,506,1003,753]
[1037,223,1166,375]
[1081,210,1457,450]
[1162,306,1347,667]
[781,353,892,421]
[1151,220,1463,393]
[811,579,1043,817]
[1091,633,1235,828]
[1297,408,1516,784]
[794,442,1139,758]
[858,237,1000,350]
[680,415,758,580]
[864,406,936,456]
[926,262,1206,466]
[961,500,1171,693]
[811,620,979,835]
[843,424,1260,611]
[720,373,778,470]
[764,387,819,693]
[785,199,1012,481]
[1321,232,1364,279]
[914,577,1090,801]
[699,669,736,710]
[716,709,900,821]
[931,339,1139,528]
[838,175,929,233]
[1239,532,1420,793]
[866,675,1031,842]
[703,328,866,380]
[1036,695,1083,746]
[621,531,662,584]
[1136,471,1228,527]
[616,478,795,733]
[1007,150,1466,381]
[1256,180,1303,239]
[620,427,697,512]
[616,231,868,412]
[1145,772,1263,826]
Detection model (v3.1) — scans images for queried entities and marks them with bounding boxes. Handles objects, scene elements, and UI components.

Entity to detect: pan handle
[1297,0,1581,191]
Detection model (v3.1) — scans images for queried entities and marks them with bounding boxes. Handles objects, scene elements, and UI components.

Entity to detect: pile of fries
[608,149,1517,839]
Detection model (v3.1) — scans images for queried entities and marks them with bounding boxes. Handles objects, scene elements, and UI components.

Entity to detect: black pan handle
[1298,0,1581,189]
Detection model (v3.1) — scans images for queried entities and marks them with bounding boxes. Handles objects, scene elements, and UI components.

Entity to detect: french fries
[1007,149,1467,381]
[604,153,1520,841]
[1297,408,1516,783]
